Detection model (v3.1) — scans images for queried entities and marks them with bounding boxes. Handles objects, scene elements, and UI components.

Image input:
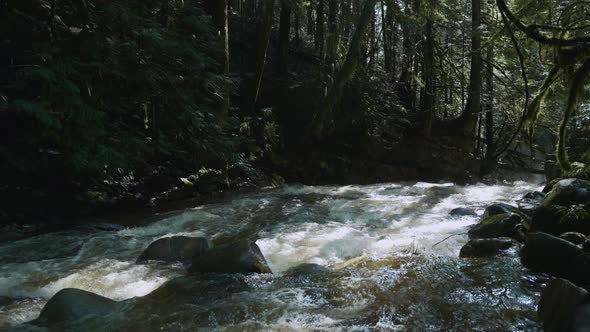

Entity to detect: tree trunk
[326,0,338,68]
[205,0,230,114]
[310,0,377,141]
[250,0,275,112]
[316,0,325,60]
[462,0,482,138]
[484,44,495,164]
[277,2,292,76]
[421,17,435,137]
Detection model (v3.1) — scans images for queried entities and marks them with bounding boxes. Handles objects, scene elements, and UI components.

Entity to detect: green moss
[468,213,517,239]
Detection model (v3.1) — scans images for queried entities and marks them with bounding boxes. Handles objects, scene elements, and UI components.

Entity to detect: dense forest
[1,0,590,330]
[1,0,590,220]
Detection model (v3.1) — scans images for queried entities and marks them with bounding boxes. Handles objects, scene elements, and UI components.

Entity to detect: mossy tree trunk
[310,0,377,141]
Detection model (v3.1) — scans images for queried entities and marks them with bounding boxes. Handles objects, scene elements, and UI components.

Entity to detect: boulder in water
[570,253,590,285]
[531,204,590,236]
[523,191,546,202]
[561,232,589,245]
[468,214,522,239]
[459,238,514,258]
[136,236,212,264]
[34,288,119,327]
[543,178,590,207]
[482,203,522,219]
[538,278,590,332]
[449,207,477,217]
[520,232,582,276]
[188,240,272,274]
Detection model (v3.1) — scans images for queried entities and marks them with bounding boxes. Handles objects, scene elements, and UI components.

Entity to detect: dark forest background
[1,0,589,222]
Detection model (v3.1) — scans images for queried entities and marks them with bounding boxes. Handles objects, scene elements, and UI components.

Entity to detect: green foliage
[0,0,240,187]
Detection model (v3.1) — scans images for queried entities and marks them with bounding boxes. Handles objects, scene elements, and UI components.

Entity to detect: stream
[1,180,546,331]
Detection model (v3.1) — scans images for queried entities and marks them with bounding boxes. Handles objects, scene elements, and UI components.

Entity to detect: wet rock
[33,288,119,327]
[538,278,590,332]
[570,254,590,285]
[531,204,590,236]
[523,191,546,202]
[482,203,522,219]
[543,178,590,207]
[520,232,583,276]
[0,296,11,306]
[188,240,272,274]
[136,236,212,264]
[561,232,589,245]
[459,238,514,258]
[468,214,522,239]
[449,207,477,217]
[543,178,562,193]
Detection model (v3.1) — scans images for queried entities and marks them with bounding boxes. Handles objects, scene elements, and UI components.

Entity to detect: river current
[1,181,545,331]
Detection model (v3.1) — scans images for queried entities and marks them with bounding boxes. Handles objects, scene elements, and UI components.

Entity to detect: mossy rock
[531,204,590,236]
[542,178,590,207]
[468,213,522,239]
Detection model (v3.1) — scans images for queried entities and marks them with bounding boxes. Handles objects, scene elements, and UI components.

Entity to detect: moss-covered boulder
[520,232,583,276]
[561,232,589,245]
[459,238,514,258]
[531,204,590,236]
[482,203,522,219]
[468,214,522,239]
[538,278,590,332]
[542,178,590,207]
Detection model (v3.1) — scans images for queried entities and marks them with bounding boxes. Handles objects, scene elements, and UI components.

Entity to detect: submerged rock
[538,278,590,332]
[520,232,582,276]
[459,238,514,258]
[136,236,212,264]
[561,232,589,245]
[449,207,477,217]
[468,214,522,239]
[34,288,119,327]
[188,240,272,274]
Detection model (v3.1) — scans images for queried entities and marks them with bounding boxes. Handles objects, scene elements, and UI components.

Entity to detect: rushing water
[1,181,546,331]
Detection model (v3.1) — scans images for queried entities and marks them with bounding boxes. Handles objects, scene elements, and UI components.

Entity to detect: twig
[432,232,468,248]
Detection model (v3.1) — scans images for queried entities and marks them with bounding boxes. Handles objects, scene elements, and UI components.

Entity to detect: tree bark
[462,0,482,139]
[277,2,292,76]
[205,0,230,114]
[310,0,377,141]
[250,0,275,112]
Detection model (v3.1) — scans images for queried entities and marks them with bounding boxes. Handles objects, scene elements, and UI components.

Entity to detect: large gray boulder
[459,238,514,258]
[34,288,119,327]
[520,232,583,276]
[538,278,590,332]
[136,236,212,264]
[188,240,272,274]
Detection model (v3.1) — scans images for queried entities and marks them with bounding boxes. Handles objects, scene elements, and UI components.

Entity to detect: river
[1,181,546,331]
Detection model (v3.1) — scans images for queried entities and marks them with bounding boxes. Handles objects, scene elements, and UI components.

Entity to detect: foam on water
[0,180,544,329]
